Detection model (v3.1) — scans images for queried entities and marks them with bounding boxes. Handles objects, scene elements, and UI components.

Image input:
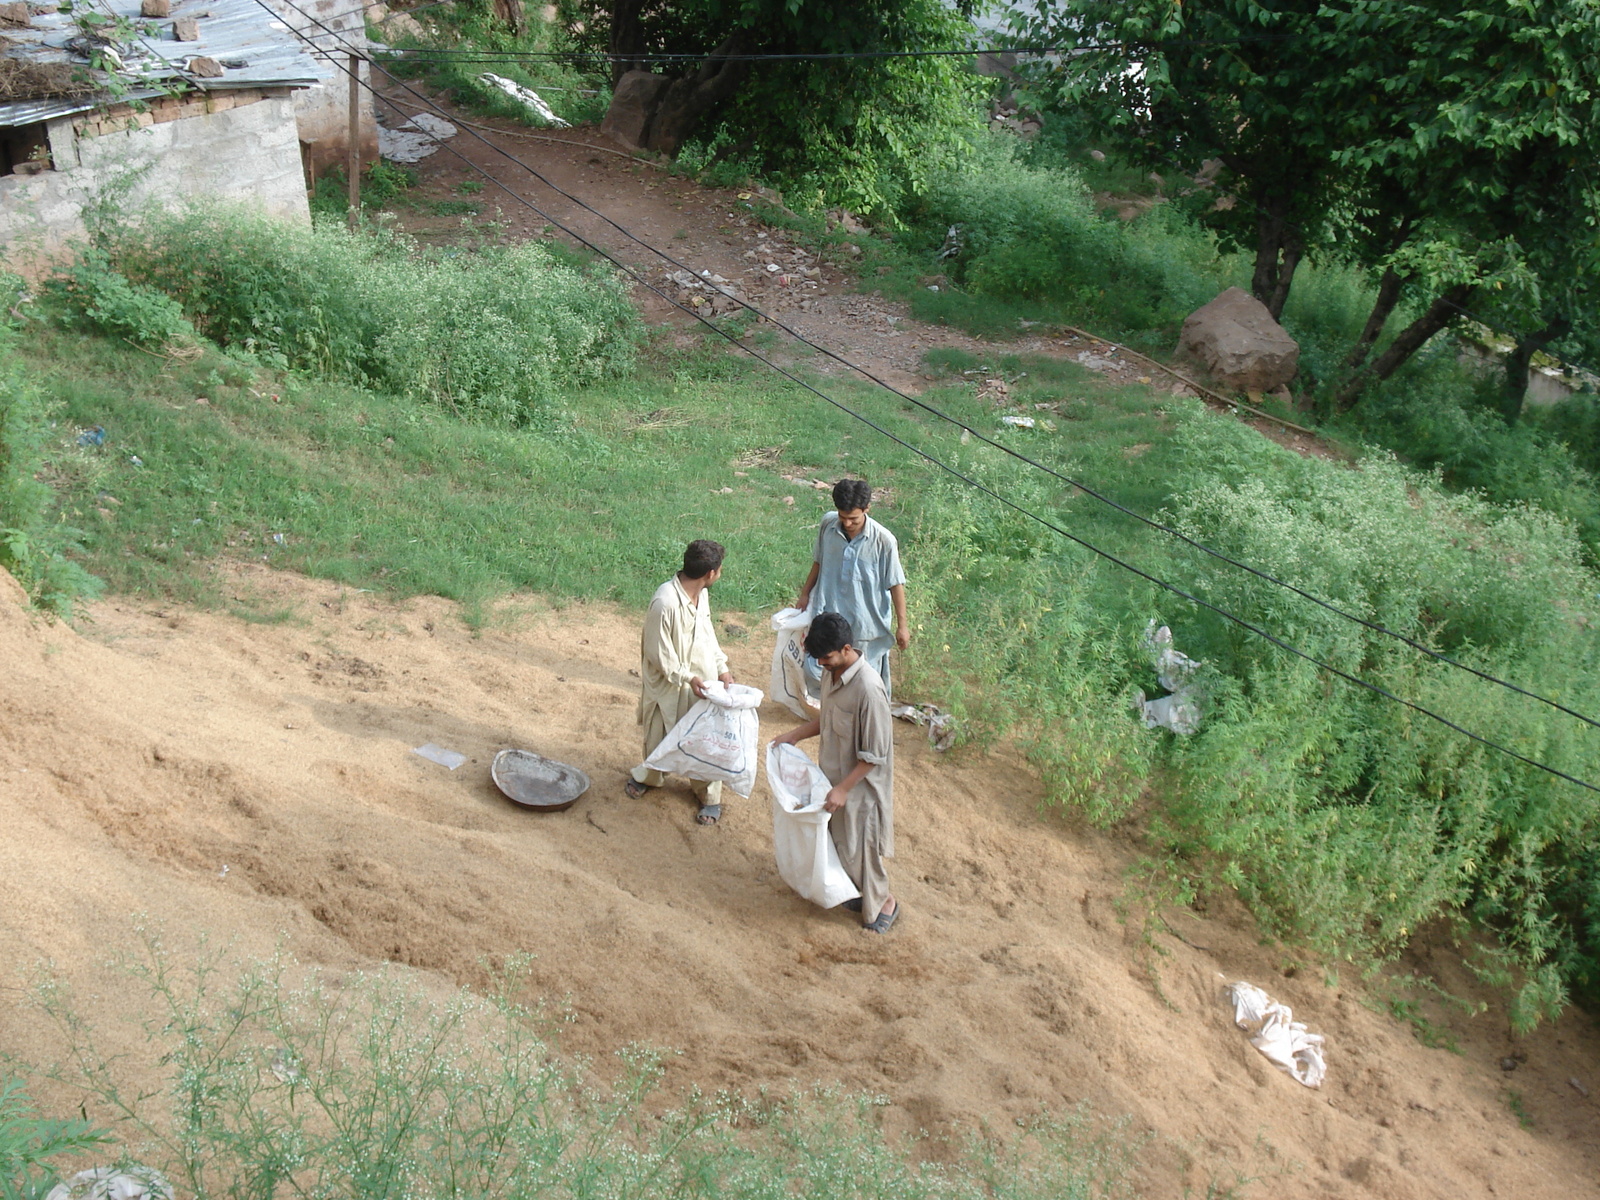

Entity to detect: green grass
[27,326,1182,618]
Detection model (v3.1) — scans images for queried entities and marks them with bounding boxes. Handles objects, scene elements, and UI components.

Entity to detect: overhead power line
[259,0,1600,793]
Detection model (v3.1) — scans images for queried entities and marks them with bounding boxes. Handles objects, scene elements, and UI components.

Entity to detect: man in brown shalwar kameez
[772,611,899,932]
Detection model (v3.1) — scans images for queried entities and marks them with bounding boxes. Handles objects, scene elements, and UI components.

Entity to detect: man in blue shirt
[795,479,910,699]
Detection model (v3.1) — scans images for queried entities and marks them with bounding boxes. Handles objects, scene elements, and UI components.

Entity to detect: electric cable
[259,0,1600,792]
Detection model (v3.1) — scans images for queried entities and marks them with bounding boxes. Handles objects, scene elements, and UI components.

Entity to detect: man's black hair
[804,611,855,659]
[682,539,725,579]
[832,479,873,512]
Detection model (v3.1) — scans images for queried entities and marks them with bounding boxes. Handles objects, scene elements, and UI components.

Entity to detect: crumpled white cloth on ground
[1225,980,1326,1088]
[46,1168,173,1200]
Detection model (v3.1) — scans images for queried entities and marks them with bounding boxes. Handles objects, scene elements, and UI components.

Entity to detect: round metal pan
[491,748,590,812]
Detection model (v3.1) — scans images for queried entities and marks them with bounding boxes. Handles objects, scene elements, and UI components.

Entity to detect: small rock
[0,2,30,26]
[172,15,200,39]
[1571,1077,1591,1098]
[840,243,861,257]
[141,0,170,15]
[186,55,224,77]
[1500,1057,1519,1072]
[782,496,794,506]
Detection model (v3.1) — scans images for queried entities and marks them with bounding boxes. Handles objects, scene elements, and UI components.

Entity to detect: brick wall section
[72,88,287,140]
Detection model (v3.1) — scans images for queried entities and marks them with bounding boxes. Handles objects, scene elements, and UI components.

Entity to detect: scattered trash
[1572,1076,1591,1098]
[45,1167,174,1200]
[1076,351,1118,372]
[1000,414,1036,429]
[1135,620,1203,735]
[1225,980,1326,1088]
[217,864,229,878]
[644,681,765,797]
[936,224,963,260]
[378,114,458,162]
[478,73,570,126]
[766,742,861,908]
[128,455,143,467]
[271,532,285,545]
[413,743,468,770]
[770,607,818,718]
[926,285,940,292]
[891,701,956,751]
[76,425,105,446]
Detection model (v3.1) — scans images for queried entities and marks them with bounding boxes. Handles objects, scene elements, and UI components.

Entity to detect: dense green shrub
[47,254,201,354]
[900,137,1235,341]
[1155,410,1600,1025]
[90,206,641,424]
[0,305,102,618]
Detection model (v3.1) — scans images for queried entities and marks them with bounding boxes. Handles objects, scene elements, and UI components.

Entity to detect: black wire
[261,0,1600,794]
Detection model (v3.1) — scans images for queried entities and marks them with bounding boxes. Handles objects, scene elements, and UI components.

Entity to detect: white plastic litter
[766,742,860,908]
[1225,980,1326,1088]
[644,682,765,797]
[378,114,458,162]
[891,701,956,751]
[769,607,819,718]
[1135,620,1203,735]
[413,743,468,770]
[46,1167,174,1200]
[1000,414,1036,429]
[477,73,571,127]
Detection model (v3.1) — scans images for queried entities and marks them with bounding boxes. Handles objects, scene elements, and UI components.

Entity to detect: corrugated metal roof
[0,0,331,127]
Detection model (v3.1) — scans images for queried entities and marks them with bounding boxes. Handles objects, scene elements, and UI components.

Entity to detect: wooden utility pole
[347,51,361,229]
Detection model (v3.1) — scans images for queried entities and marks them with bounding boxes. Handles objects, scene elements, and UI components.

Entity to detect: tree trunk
[1251,201,1304,321]
[1344,267,1406,372]
[607,0,648,87]
[1502,316,1571,423]
[1334,284,1473,412]
[641,36,751,156]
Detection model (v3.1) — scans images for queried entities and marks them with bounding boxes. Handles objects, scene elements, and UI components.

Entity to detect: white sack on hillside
[1225,980,1326,1088]
[769,606,817,718]
[478,73,571,127]
[766,742,860,908]
[644,682,764,797]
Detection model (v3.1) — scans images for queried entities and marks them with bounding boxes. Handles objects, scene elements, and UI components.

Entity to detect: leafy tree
[571,0,985,214]
[1010,0,1600,410]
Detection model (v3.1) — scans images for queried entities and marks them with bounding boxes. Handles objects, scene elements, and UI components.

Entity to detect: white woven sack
[644,682,764,797]
[766,742,860,908]
[769,607,819,718]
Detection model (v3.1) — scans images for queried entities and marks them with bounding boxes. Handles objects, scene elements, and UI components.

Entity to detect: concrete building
[0,0,376,269]
[266,0,379,177]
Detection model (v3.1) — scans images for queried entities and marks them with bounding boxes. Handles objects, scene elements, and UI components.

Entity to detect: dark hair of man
[832,478,873,512]
[804,611,855,659]
[682,539,725,579]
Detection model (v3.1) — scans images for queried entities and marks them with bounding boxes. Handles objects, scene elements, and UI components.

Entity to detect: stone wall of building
[266,0,379,176]
[0,90,309,273]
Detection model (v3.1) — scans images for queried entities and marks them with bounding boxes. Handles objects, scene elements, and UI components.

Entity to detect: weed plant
[0,1078,112,1200]
[0,311,102,617]
[68,204,640,425]
[308,160,418,221]
[20,934,1136,1200]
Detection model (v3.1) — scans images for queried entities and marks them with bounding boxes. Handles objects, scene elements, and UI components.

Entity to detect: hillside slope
[2,562,1597,1197]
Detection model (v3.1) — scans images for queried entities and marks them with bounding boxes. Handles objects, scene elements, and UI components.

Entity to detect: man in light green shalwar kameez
[626,539,735,825]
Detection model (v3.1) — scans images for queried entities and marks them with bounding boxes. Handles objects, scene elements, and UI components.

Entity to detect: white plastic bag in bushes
[766,742,860,908]
[769,607,818,718]
[644,682,764,797]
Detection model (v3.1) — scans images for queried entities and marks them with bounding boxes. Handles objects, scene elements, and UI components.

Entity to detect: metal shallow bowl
[491,749,590,812]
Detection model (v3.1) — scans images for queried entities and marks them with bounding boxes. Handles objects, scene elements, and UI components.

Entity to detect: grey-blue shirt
[811,513,907,644]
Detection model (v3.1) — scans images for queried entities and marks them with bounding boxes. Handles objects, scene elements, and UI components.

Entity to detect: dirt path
[3,562,1599,1198]
[370,89,1211,400]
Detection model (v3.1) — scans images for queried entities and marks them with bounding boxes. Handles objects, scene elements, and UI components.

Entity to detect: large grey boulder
[601,70,671,152]
[1177,287,1299,392]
